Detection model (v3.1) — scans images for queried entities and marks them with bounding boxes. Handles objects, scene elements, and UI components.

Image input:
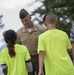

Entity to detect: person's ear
[44,21,48,27]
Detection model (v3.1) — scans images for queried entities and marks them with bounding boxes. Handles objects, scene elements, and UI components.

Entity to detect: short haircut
[19,8,29,19]
[43,12,57,24]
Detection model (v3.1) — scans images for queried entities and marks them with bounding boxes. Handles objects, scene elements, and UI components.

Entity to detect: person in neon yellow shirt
[0,30,33,75]
[38,12,74,75]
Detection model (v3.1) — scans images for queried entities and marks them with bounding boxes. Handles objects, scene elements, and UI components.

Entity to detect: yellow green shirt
[38,29,74,75]
[0,44,31,75]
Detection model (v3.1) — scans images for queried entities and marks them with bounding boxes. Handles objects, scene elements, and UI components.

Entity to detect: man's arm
[38,51,45,75]
[16,33,21,44]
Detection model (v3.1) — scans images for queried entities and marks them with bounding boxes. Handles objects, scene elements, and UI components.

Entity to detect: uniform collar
[22,24,38,33]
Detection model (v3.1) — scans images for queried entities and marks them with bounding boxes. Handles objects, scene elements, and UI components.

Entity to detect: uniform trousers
[28,54,45,75]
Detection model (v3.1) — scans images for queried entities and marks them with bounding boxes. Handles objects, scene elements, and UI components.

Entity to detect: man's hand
[38,70,44,75]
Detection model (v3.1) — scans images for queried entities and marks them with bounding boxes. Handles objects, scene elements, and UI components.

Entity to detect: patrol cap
[19,8,29,19]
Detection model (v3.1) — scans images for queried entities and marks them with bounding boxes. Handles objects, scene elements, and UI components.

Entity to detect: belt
[30,54,38,58]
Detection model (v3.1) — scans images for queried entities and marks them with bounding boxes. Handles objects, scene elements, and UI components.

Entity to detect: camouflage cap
[19,8,29,19]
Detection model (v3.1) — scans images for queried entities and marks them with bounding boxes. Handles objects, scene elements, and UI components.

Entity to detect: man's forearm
[39,51,45,71]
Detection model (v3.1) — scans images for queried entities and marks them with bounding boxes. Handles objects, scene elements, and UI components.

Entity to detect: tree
[32,0,74,36]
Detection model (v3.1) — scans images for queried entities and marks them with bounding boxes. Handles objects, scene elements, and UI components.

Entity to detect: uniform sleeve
[0,51,6,64]
[16,32,21,44]
[41,27,46,33]
[70,24,74,43]
[38,35,45,53]
[24,47,31,61]
[66,33,72,49]
[37,25,46,33]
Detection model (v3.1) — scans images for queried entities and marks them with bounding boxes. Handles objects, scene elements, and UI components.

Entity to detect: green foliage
[32,0,74,37]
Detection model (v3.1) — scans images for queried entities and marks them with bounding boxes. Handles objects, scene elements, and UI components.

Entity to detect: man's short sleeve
[38,35,45,53]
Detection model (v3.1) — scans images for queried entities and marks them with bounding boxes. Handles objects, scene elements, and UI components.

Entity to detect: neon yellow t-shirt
[38,29,74,75]
[0,44,31,75]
